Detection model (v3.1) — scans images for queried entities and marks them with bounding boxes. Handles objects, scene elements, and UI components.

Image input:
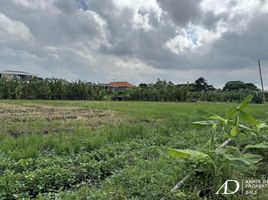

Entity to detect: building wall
[0,73,34,81]
[111,86,130,92]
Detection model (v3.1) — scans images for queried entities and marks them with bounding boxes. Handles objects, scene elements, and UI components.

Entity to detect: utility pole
[258,59,266,104]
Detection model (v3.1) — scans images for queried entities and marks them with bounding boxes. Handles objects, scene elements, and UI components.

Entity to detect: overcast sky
[0,0,268,87]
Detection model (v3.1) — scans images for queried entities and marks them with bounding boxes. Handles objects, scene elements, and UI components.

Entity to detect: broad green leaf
[245,143,268,150]
[227,96,253,118]
[215,146,240,156]
[241,154,263,164]
[167,148,212,163]
[209,116,228,126]
[237,95,253,111]
[227,107,238,118]
[239,111,258,126]
[230,126,238,136]
[197,109,228,125]
[226,154,263,168]
[224,146,241,157]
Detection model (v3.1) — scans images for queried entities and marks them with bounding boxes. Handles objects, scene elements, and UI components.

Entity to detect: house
[0,70,37,81]
[108,81,135,92]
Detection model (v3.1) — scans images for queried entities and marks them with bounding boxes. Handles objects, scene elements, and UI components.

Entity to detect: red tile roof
[109,81,135,88]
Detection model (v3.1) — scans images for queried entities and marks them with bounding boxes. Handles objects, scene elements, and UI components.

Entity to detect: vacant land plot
[0,103,124,136]
[0,100,267,199]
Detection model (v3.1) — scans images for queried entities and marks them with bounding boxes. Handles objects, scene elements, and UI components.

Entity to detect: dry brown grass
[0,103,126,136]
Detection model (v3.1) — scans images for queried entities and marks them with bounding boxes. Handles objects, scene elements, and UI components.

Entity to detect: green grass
[0,100,268,199]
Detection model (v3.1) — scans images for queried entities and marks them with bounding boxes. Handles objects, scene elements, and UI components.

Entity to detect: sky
[0,0,268,88]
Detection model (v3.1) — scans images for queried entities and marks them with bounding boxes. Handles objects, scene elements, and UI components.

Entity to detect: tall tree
[223,81,259,91]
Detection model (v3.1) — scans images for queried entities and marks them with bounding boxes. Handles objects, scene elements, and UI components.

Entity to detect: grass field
[0,100,267,199]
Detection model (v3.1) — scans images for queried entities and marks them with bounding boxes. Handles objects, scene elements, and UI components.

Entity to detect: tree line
[0,78,108,100]
[0,77,266,103]
[121,78,264,103]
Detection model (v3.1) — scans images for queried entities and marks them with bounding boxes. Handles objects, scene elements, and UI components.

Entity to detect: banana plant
[168,95,268,196]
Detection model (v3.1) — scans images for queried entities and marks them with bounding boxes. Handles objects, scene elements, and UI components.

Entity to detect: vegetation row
[0,77,266,103]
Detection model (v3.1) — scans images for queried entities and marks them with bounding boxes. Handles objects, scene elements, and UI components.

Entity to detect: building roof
[0,70,36,76]
[109,81,135,88]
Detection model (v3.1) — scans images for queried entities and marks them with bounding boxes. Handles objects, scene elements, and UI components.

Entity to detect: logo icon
[215,180,240,195]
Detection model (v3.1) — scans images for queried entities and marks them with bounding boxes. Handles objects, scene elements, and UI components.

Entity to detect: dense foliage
[0,77,266,103]
[123,79,265,103]
[0,78,108,100]
[168,96,268,198]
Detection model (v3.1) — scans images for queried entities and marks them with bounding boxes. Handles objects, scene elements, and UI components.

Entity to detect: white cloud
[164,22,227,54]
[14,0,53,10]
[0,13,32,43]
[200,0,233,15]
[164,34,196,54]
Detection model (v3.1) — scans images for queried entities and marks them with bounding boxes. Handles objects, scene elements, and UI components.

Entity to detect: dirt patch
[0,103,125,135]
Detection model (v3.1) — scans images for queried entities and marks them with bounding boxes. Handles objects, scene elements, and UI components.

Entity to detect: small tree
[193,77,215,92]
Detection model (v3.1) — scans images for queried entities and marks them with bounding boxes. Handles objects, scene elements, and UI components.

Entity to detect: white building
[0,70,37,81]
